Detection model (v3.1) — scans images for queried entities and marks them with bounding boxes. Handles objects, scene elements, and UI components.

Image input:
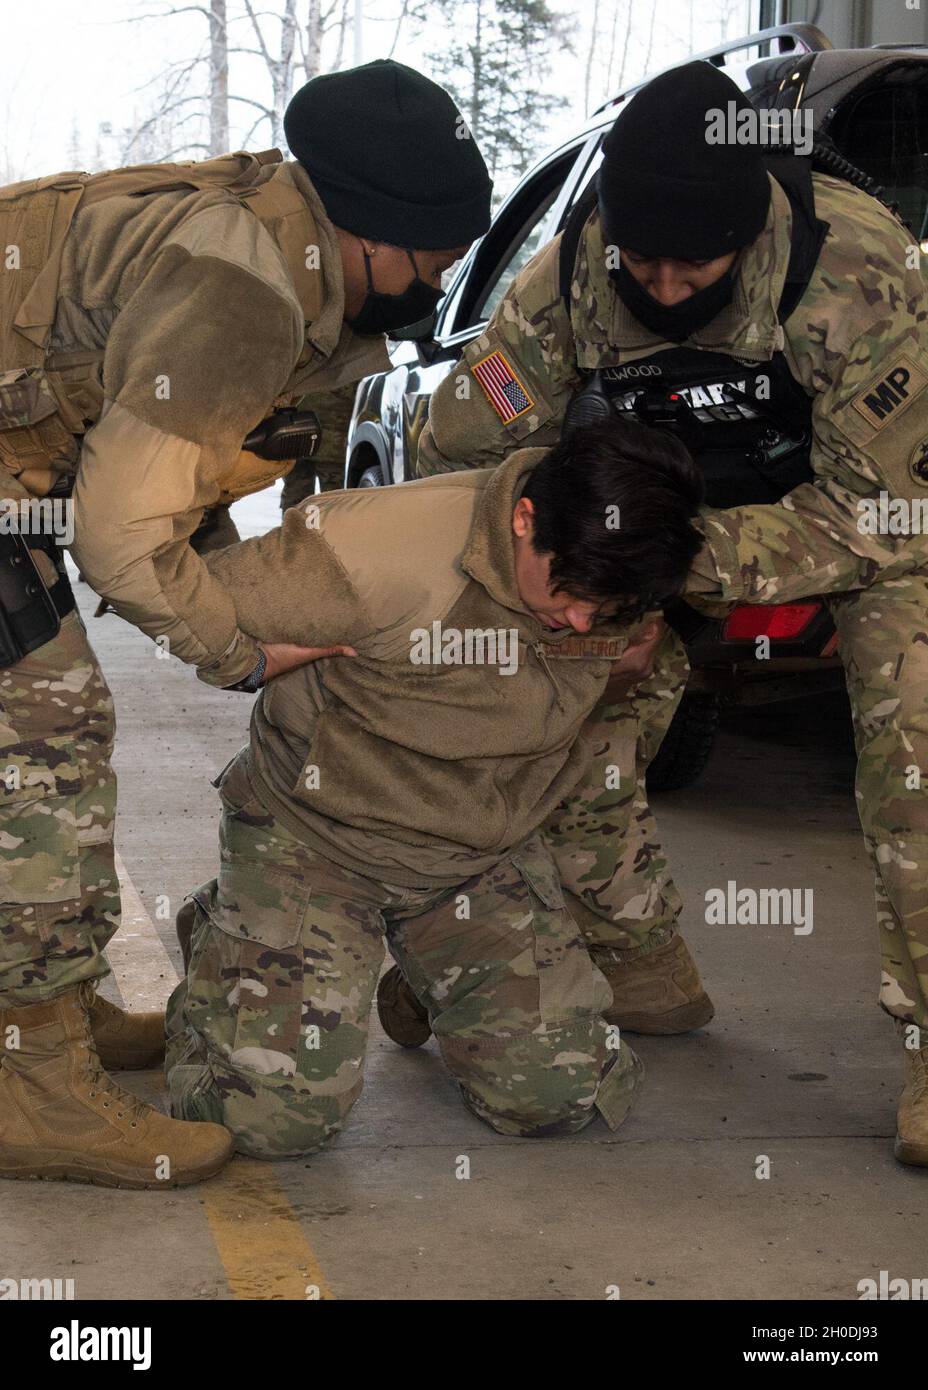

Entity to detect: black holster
[0,529,75,667]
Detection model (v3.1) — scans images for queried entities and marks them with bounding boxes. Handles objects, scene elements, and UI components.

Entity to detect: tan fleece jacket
[205,449,639,886]
[49,160,389,686]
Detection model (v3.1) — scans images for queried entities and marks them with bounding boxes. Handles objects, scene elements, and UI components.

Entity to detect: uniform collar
[572,174,793,367]
[461,451,542,620]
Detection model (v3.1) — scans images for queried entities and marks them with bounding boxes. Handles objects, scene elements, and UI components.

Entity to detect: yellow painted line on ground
[111,853,335,1300]
[201,1160,334,1301]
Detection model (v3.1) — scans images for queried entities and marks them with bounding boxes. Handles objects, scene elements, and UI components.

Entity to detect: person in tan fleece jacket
[0,60,492,1189]
[165,419,703,1157]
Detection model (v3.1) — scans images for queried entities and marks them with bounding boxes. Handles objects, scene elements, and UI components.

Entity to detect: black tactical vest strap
[763,154,830,324]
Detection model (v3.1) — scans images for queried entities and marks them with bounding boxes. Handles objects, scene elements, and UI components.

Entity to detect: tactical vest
[0,148,323,501]
[560,155,831,507]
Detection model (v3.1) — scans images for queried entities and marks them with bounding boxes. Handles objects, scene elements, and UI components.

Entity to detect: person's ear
[512,497,535,539]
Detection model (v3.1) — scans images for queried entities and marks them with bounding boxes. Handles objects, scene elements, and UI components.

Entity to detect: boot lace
[78,984,148,1127]
[911,1047,928,1102]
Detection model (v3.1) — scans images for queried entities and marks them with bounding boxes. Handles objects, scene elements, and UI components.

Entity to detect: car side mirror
[388,310,439,343]
[413,336,451,367]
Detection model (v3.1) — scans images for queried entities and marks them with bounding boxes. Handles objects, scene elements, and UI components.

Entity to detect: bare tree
[209,0,230,153]
[584,0,600,115]
[640,1,658,78]
[304,0,324,76]
[615,0,634,91]
[233,0,299,146]
[295,0,354,79]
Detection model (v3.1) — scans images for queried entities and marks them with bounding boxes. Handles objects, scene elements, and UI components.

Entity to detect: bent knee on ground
[168,1050,363,1160]
[439,1027,614,1138]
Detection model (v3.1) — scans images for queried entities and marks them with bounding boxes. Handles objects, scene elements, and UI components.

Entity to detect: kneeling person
[165,422,702,1158]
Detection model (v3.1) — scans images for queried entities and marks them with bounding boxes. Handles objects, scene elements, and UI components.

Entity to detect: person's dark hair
[521,417,704,619]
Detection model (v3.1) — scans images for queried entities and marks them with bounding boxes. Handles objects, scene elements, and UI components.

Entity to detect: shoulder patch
[851,354,928,433]
[472,350,535,425]
[909,438,928,486]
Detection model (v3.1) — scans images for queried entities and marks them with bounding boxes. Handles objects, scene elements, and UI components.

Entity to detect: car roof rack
[687,21,832,67]
[592,23,832,116]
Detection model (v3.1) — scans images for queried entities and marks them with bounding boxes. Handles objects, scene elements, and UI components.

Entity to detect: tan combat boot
[377,935,715,1047]
[0,984,233,1188]
[598,934,714,1034]
[88,992,166,1070]
[377,965,431,1048]
[895,1044,928,1167]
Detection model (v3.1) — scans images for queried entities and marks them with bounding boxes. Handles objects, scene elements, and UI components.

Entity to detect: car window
[476,187,562,323]
[453,146,579,332]
[828,65,928,240]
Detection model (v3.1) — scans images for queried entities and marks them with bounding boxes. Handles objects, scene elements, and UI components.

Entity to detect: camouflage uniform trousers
[541,625,690,971]
[0,607,119,1005]
[829,572,928,1048]
[164,758,643,1159]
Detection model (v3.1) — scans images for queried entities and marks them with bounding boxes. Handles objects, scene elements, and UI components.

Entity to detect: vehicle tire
[358,464,385,488]
[647,692,721,792]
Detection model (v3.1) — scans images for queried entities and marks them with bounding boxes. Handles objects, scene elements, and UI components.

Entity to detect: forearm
[71,407,261,686]
[684,483,928,604]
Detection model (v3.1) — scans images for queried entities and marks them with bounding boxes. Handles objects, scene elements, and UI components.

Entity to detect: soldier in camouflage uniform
[165,425,704,1155]
[411,61,928,1166]
[0,60,491,1187]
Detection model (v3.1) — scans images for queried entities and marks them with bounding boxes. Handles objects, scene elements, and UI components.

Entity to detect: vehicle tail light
[723,602,822,641]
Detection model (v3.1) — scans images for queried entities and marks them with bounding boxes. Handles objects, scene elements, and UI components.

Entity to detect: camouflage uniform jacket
[417,173,928,600]
[205,449,638,887]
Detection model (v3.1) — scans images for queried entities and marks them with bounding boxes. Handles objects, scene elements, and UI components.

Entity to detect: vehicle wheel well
[348,441,385,489]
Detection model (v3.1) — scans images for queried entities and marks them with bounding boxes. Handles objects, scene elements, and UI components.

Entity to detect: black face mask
[609,261,736,343]
[345,248,444,338]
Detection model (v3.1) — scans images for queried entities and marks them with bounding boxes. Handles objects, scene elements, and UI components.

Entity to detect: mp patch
[851,354,928,433]
[472,350,535,424]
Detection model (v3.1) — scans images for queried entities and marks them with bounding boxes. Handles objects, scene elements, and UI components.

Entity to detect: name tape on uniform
[545,636,625,660]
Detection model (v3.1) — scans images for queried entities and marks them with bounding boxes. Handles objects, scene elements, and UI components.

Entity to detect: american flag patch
[472,350,534,424]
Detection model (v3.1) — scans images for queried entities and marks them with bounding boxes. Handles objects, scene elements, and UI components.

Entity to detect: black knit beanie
[284,59,492,249]
[598,61,771,260]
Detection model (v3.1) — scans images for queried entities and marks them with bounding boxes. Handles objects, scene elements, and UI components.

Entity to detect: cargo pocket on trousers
[0,746,83,905]
[202,860,311,1079]
[509,838,612,1026]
